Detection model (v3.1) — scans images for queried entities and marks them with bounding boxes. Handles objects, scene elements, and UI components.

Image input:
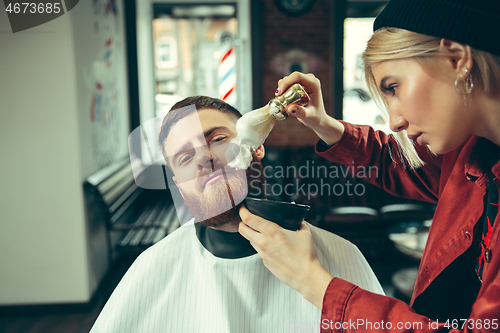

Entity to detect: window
[151,3,250,117]
[343,1,389,133]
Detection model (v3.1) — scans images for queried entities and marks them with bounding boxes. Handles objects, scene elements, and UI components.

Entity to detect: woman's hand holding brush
[276,72,345,146]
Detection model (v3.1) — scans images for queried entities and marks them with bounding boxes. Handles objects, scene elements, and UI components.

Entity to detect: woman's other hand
[238,205,334,309]
[276,72,344,145]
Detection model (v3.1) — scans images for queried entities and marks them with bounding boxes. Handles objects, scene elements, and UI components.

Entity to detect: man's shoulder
[88,222,200,333]
[308,223,384,295]
[157,221,195,245]
[308,224,364,268]
[134,222,196,263]
[308,223,356,249]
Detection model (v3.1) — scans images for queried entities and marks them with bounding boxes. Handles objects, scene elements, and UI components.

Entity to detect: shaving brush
[237,83,309,147]
[228,84,310,170]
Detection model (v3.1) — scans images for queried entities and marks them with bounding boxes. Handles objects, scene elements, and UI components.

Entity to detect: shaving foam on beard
[227,84,310,170]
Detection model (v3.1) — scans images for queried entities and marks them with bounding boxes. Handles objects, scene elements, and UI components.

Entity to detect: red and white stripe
[218,44,237,106]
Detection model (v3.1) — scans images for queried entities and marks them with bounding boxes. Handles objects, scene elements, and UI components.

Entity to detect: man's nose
[195,147,215,170]
[389,107,409,132]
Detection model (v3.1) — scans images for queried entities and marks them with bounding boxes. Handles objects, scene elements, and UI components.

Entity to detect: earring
[455,68,474,94]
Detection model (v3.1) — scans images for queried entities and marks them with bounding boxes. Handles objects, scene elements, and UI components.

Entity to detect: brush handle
[268,83,310,120]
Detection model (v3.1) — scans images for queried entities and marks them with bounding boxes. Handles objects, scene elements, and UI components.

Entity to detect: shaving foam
[227,84,310,170]
[227,105,278,170]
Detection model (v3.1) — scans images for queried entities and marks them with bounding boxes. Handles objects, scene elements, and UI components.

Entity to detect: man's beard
[182,152,265,228]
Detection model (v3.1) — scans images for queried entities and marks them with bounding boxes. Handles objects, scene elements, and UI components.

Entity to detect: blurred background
[0,1,435,332]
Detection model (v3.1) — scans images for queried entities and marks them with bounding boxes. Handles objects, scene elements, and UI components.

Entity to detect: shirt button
[465,231,471,240]
[485,248,492,263]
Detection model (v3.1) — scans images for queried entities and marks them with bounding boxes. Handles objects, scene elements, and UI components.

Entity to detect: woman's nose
[389,109,409,132]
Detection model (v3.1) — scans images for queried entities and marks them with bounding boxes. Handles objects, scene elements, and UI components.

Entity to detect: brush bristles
[242,106,277,129]
[236,106,278,149]
[236,105,278,148]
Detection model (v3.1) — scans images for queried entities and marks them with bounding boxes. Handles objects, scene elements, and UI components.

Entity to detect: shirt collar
[464,137,500,187]
[195,222,257,259]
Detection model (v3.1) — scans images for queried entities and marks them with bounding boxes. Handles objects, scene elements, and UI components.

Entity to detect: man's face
[164,108,250,226]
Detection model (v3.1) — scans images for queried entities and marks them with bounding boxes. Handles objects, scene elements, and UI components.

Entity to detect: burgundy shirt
[316,121,500,332]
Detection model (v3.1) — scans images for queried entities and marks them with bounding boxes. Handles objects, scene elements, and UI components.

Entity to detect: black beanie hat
[373,0,500,57]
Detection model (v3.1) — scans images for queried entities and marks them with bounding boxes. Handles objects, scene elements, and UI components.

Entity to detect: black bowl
[244,197,310,231]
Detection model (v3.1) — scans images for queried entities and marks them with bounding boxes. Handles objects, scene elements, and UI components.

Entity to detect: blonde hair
[363,28,500,169]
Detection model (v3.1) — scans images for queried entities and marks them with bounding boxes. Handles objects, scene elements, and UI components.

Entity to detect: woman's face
[371,58,475,154]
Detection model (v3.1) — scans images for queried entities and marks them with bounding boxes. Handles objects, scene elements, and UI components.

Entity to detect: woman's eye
[384,85,397,95]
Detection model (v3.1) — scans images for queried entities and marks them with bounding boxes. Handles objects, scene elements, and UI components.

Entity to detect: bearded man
[90,96,384,333]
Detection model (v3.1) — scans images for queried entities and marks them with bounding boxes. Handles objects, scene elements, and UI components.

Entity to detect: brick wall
[260,0,333,148]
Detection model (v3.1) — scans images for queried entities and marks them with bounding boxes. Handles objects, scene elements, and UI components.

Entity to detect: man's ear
[439,39,473,74]
[254,145,265,161]
[172,176,185,200]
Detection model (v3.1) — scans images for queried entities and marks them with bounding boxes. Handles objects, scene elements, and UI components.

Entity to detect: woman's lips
[408,133,423,144]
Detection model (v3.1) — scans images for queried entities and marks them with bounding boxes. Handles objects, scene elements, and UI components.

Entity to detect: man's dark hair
[158,96,242,162]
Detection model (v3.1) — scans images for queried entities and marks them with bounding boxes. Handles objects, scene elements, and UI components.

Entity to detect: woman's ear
[254,145,265,161]
[440,39,473,73]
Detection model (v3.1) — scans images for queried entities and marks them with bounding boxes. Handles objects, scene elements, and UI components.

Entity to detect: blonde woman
[239,0,500,331]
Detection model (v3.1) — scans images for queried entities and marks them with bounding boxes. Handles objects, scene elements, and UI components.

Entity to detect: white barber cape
[90,221,384,333]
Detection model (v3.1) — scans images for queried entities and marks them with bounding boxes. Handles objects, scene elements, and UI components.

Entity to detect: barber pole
[218,41,237,106]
